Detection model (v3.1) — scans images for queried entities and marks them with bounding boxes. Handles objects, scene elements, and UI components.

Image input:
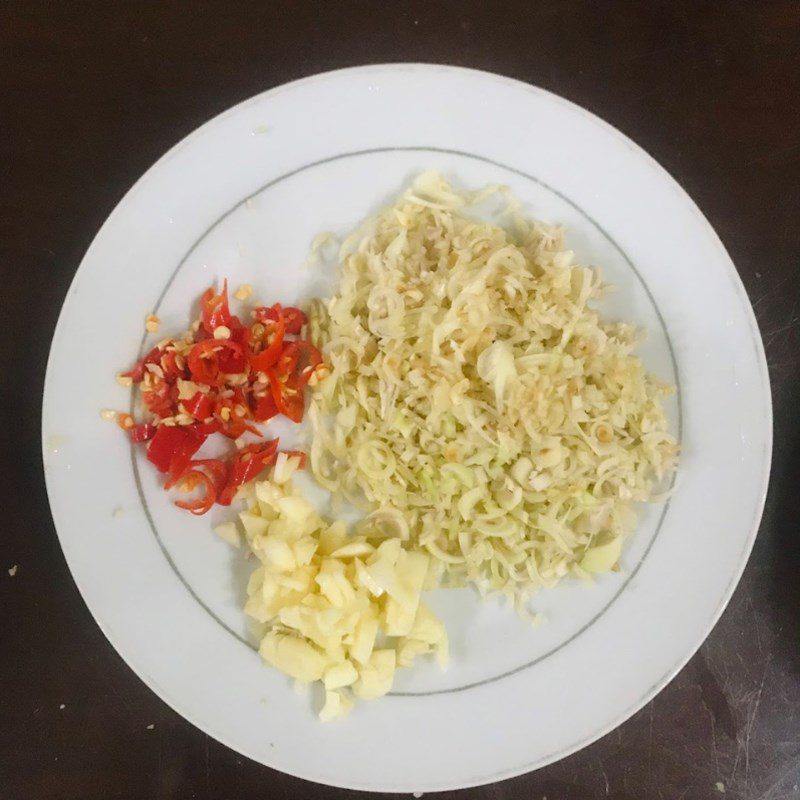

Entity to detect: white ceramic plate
[42,65,771,792]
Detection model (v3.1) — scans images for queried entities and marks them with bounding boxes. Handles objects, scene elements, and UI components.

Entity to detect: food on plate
[114,281,325,513]
[230,452,447,720]
[110,172,678,722]
[307,172,678,605]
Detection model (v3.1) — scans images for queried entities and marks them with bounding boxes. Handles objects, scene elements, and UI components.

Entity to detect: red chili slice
[192,458,229,493]
[194,418,222,436]
[282,307,307,335]
[253,305,278,324]
[213,387,243,421]
[201,280,231,334]
[250,304,285,374]
[266,368,305,423]
[219,418,261,440]
[181,392,212,420]
[174,468,217,515]
[187,340,223,385]
[164,426,205,480]
[212,387,259,438]
[277,341,323,388]
[251,391,278,422]
[217,340,246,374]
[128,423,156,444]
[230,321,251,348]
[122,346,162,382]
[147,425,206,477]
[141,381,175,418]
[218,439,280,506]
[159,350,185,381]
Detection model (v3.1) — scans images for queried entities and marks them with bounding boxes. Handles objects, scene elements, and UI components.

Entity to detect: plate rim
[41,63,773,791]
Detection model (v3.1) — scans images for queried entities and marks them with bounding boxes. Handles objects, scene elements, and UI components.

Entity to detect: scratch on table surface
[750,598,765,656]
[753,758,800,800]
[731,743,742,786]
[745,659,771,782]
[768,357,800,371]
[774,741,800,752]
[764,316,800,350]
[710,715,720,774]
[596,758,610,796]
[753,274,792,310]
[694,649,738,740]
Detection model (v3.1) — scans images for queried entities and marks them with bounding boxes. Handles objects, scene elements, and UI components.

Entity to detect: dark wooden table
[3,2,799,798]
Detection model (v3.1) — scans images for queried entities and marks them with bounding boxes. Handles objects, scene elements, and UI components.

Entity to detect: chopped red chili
[218,439,280,506]
[174,468,217,515]
[281,307,307,335]
[201,279,232,334]
[250,304,285,374]
[267,368,305,423]
[116,280,321,514]
[128,422,156,444]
